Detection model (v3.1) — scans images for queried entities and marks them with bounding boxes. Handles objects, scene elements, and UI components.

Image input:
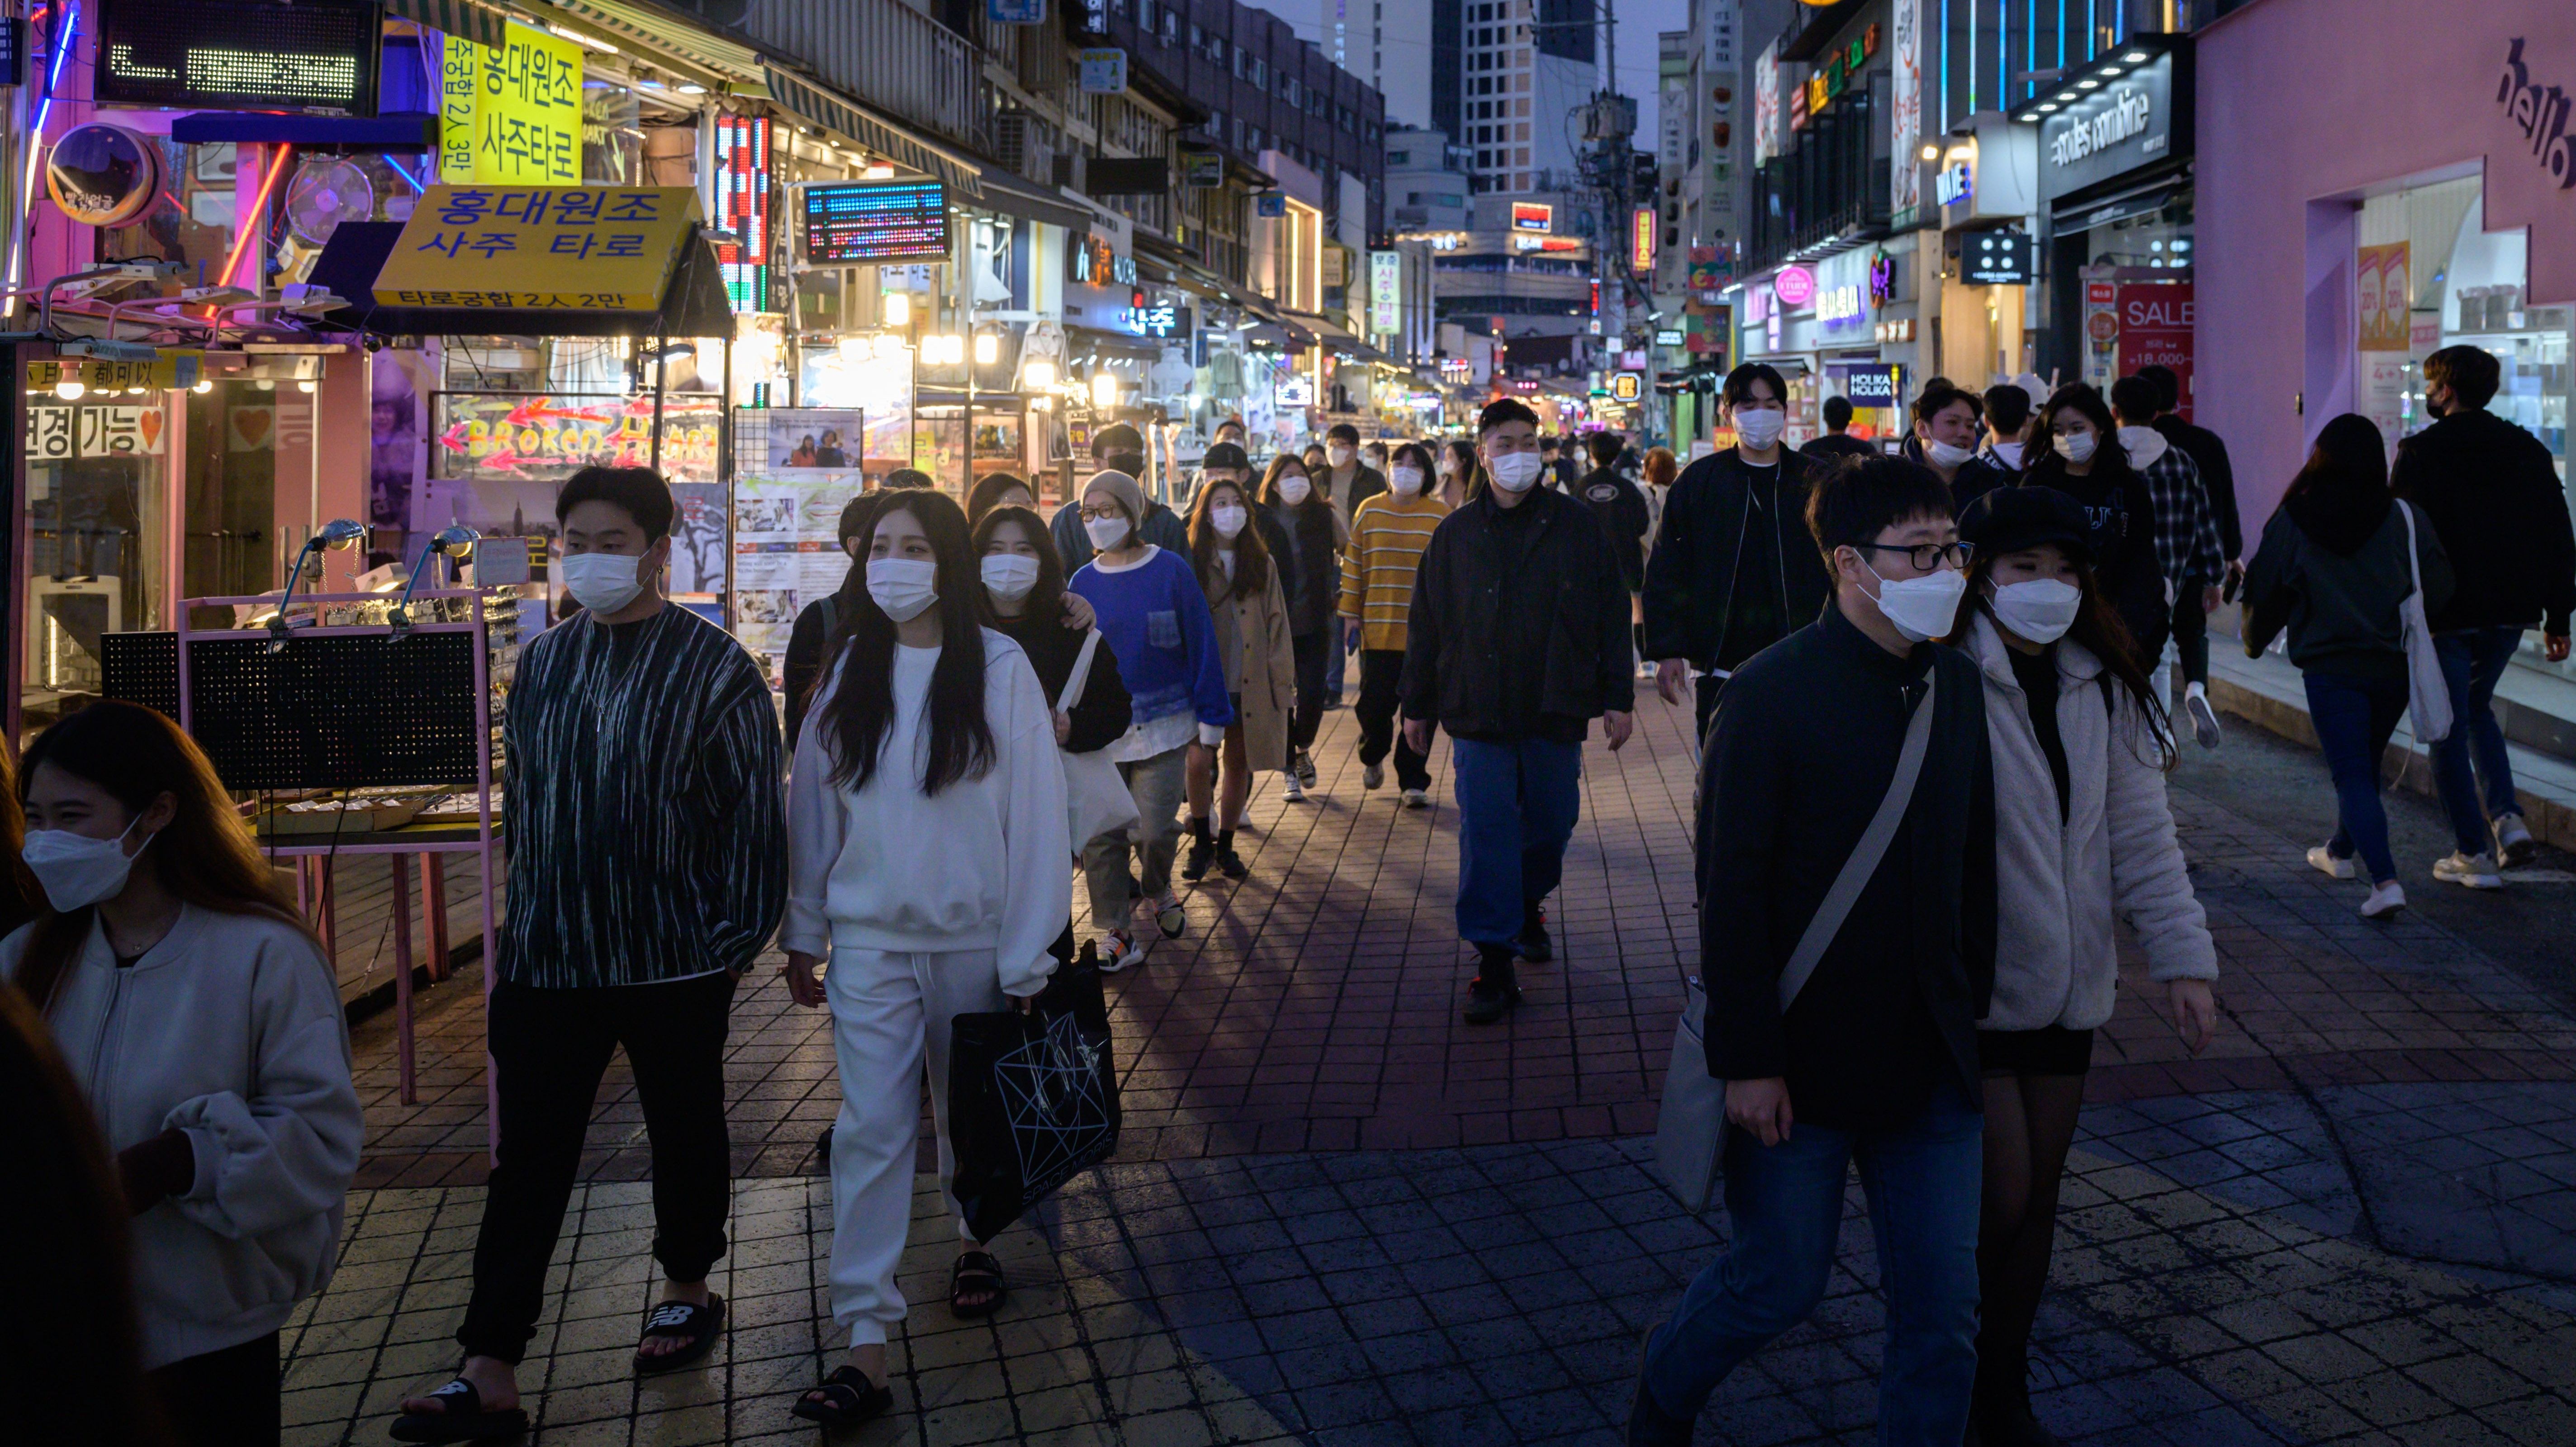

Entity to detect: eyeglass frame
[1851,540,1975,573]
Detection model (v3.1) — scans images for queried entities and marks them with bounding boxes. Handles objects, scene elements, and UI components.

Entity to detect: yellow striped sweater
[1339,492,1450,651]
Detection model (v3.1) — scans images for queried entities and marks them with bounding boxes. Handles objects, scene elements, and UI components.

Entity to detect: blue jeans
[1641,1089,1983,1444]
[1448,735,1581,945]
[2431,627,2524,854]
[1324,629,1348,702]
[2303,671,2409,884]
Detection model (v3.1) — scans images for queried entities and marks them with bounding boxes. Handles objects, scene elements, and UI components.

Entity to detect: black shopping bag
[947,943,1121,1242]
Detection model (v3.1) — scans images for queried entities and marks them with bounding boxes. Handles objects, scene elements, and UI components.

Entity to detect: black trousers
[1288,629,1331,757]
[149,1331,277,1447]
[1354,648,1433,790]
[460,970,738,1364]
[1693,671,1731,749]
[2168,588,2209,687]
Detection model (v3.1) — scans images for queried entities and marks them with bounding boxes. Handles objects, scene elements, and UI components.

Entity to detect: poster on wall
[370,351,434,571]
[668,483,728,600]
[2357,243,2411,353]
[730,476,862,684]
[422,393,720,550]
[1889,0,1921,213]
[2115,282,2195,419]
[747,408,867,475]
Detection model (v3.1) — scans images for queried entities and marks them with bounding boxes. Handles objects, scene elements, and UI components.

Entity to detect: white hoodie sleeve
[2104,694,2219,983]
[166,929,361,1240]
[783,696,848,958]
[991,647,1073,997]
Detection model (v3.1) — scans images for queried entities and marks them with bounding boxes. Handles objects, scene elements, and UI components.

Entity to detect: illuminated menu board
[97,0,380,114]
[803,180,949,264]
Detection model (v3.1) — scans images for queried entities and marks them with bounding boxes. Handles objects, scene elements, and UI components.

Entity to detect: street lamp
[882,292,911,327]
[1024,358,1057,392]
[1091,371,1120,410]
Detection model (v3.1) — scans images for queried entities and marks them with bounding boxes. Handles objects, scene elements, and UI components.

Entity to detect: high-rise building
[1266,0,1433,130]
[1439,0,1592,197]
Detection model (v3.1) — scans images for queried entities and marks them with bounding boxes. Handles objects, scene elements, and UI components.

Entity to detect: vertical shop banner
[1753,43,1782,166]
[440,21,584,185]
[1368,250,1402,334]
[2115,282,2195,417]
[2356,242,2411,353]
[1889,0,1921,213]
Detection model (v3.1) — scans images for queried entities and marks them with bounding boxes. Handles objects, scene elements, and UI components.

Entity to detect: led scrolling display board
[803,180,949,264]
[96,0,383,115]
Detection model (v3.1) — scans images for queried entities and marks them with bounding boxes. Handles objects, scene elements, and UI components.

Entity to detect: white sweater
[784,631,1072,996]
[4,904,362,1369]
[1964,612,2219,1032]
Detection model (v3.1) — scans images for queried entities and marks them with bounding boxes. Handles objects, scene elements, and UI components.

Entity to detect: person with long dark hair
[784,494,882,748]
[1262,452,1340,801]
[972,504,1130,753]
[5,701,360,1447]
[1950,488,2219,1446]
[1180,471,1295,880]
[1439,438,1485,508]
[1342,441,1449,804]
[2023,384,2168,670]
[780,489,1070,1428]
[2242,414,2455,919]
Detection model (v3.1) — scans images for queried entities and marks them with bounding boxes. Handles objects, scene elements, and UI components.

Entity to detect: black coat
[1696,603,1996,1132]
[2154,414,2244,559]
[1268,497,1341,637]
[1641,447,1833,671]
[1402,487,1636,741]
[1574,466,1654,591]
[2390,408,2576,636]
[782,590,850,748]
[991,607,1132,753]
[2026,456,2168,663]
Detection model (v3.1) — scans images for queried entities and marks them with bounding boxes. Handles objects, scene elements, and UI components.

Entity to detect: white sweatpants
[824,944,1008,1348]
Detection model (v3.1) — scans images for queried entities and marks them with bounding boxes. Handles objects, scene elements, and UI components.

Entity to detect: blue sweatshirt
[1069,546,1233,737]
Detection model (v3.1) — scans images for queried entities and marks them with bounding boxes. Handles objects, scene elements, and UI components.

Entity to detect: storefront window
[22,395,176,735]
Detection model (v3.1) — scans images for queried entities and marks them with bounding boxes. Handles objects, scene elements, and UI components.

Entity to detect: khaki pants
[1080,744,1188,923]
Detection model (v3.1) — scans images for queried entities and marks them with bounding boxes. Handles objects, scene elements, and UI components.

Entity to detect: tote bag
[1058,630,1142,848]
[2394,502,2453,746]
[947,943,1121,1241]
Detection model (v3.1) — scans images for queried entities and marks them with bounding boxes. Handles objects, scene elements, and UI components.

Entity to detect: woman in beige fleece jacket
[1953,487,2219,1447]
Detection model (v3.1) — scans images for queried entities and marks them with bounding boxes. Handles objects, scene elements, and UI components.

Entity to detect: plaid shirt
[2125,430,2227,589]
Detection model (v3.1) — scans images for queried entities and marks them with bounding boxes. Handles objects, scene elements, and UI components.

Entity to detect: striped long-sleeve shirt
[500,604,787,988]
[1340,492,1449,651]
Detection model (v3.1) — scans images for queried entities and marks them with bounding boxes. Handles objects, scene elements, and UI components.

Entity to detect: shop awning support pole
[650,323,669,474]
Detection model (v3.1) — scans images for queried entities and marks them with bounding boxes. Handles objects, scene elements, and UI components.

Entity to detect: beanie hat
[1083,469,1147,523]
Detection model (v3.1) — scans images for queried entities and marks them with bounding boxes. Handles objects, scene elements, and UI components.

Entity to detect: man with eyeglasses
[1631,454,1997,1447]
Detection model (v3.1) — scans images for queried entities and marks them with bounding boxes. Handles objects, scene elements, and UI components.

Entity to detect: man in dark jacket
[1912,381,2017,511]
[1404,398,1635,1024]
[2138,363,2244,569]
[1052,422,1189,567]
[1643,363,1835,740]
[1576,430,1654,593]
[1630,455,1994,1447]
[1800,395,1879,464]
[2392,344,2576,872]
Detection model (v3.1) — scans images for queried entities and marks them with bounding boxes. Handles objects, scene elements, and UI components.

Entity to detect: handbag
[946,942,1122,1241]
[1654,672,1940,1213]
[1057,630,1141,849]
[2393,501,2454,746]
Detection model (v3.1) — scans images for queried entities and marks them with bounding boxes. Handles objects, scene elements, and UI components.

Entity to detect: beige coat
[1201,553,1295,765]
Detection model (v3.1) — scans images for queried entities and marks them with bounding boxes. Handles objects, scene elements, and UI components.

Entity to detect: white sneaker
[2494,813,2537,868]
[2306,845,2355,880]
[1402,788,1430,809]
[2433,851,2505,890]
[1098,930,1147,972]
[1362,761,1385,790]
[2361,881,2407,919]
[2186,690,2223,750]
[1281,776,1306,802]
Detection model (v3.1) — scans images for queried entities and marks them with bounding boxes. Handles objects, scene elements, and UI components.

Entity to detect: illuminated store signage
[97,0,380,114]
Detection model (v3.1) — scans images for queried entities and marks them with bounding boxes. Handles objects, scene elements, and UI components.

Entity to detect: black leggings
[2168,588,2210,687]
[1288,629,1330,758]
[1976,1070,2088,1417]
[149,1331,279,1447]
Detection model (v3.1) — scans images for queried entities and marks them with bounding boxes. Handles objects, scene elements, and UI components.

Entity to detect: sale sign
[2116,282,2195,419]
[2356,242,2411,352]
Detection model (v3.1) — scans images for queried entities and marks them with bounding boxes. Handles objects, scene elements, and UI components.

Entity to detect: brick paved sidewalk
[303,694,2576,1444]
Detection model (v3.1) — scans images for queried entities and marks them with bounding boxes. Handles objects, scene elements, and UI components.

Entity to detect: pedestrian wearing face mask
[1264,454,1343,801]
[1404,400,1636,1023]
[780,490,1070,1428]
[2024,385,2168,672]
[1343,441,1451,805]
[1645,363,1834,740]
[973,505,1131,759]
[1319,425,1386,707]
[7,701,361,1447]
[1180,475,1295,878]
[1951,487,2218,1447]
[394,467,786,1443]
[1631,456,1993,1447]
[1439,439,1485,509]
[1050,423,1190,569]
[1980,384,2037,475]
[1910,383,2015,511]
[785,494,882,748]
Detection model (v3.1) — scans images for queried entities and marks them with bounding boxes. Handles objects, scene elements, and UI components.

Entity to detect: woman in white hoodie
[780,489,1070,1429]
[1951,487,2220,1447]
[3,700,361,1447]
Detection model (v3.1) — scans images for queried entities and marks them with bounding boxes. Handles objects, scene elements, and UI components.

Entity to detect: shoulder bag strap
[1775,672,1938,1011]
[817,594,841,642]
[1057,628,1102,715]
[2397,500,2424,595]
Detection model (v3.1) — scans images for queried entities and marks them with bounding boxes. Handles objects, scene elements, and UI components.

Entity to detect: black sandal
[388,1377,528,1443]
[790,1365,892,1426]
[631,1294,725,1376]
[950,1250,1008,1319]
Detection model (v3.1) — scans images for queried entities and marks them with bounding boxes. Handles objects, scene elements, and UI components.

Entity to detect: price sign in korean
[374,186,702,311]
[440,21,584,186]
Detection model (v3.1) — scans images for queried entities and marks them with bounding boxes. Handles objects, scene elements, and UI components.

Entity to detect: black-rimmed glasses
[1855,541,1974,572]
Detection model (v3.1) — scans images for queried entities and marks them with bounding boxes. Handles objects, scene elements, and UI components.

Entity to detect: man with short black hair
[1645,363,1834,739]
[1318,423,1389,708]
[1913,383,2014,509]
[1630,455,1994,1447]
[2135,364,2241,574]
[397,466,787,1439]
[1577,430,1654,597]
[2393,343,2576,878]
[1404,399,1635,1024]
[1980,383,2035,473]
[2111,374,2228,745]
[1801,395,1878,464]
[1053,421,1188,567]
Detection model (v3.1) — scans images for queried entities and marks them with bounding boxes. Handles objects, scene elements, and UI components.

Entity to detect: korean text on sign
[441,21,584,186]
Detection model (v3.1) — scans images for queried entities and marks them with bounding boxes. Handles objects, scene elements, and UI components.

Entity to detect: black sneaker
[1180,836,1214,882]
[1516,901,1551,963]
[1462,949,1520,1025]
[1293,748,1319,788]
[1215,830,1248,879]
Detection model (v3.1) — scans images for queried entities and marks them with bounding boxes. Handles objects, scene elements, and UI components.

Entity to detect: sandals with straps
[632,1294,725,1376]
[950,1250,1008,1319]
[388,1377,528,1444]
[790,1364,893,1427]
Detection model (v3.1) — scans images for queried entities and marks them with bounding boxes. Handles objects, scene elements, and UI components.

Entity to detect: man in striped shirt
[1341,442,1449,806]
[399,466,786,1441]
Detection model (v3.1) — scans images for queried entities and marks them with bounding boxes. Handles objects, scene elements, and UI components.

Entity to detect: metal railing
[742,0,982,148]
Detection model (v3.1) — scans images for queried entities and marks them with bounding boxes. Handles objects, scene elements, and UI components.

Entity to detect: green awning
[383,0,509,48]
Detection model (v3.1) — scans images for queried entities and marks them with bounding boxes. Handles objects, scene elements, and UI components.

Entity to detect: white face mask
[867,557,939,622]
[1487,451,1544,492]
[1860,558,1968,642]
[1328,443,1356,467]
[980,553,1039,603]
[1733,406,1787,451]
[1210,502,1248,538]
[1992,441,2026,470]
[1988,578,2083,645]
[2058,431,2098,465]
[560,550,648,615]
[1085,514,1132,551]
[1389,466,1426,496]
[1926,438,1974,470]
[24,819,150,913]
[1437,456,1456,476]
[1277,474,1313,505]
